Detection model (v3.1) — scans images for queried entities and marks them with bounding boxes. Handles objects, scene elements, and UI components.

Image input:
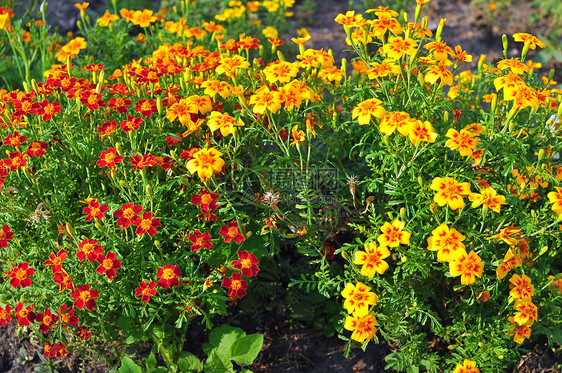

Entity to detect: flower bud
[502,34,508,58]
[95,220,103,230]
[157,97,163,114]
[341,251,349,260]
[115,142,122,155]
[66,222,74,236]
[387,212,393,220]
[418,175,424,186]
[119,179,127,188]
[277,50,285,62]
[477,54,486,72]
[154,240,160,248]
[400,207,405,219]
[435,18,446,41]
[146,184,151,196]
[430,203,437,215]
[538,149,544,161]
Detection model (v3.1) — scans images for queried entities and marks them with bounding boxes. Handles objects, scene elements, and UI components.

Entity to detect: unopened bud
[539,246,548,256]
[23,81,30,92]
[490,95,497,113]
[443,111,449,123]
[477,54,486,72]
[502,34,508,58]
[154,240,160,248]
[435,18,446,41]
[418,175,424,186]
[65,222,74,236]
[538,149,544,161]
[341,58,347,76]
[157,96,163,114]
[146,184,151,196]
[341,251,349,260]
[387,212,393,220]
[95,220,103,230]
[115,142,122,155]
[430,203,437,215]
[521,42,530,62]
[119,180,127,187]
[276,50,285,62]
[400,207,405,219]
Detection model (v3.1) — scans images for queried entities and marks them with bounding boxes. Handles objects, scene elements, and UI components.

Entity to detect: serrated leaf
[178,351,203,373]
[205,351,233,373]
[230,334,264,366]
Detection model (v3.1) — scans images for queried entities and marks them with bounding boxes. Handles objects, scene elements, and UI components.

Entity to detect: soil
[2,0,562,372]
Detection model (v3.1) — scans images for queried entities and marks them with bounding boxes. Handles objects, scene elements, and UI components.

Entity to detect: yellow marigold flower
[344,309,377,343]
[424,41,453,61]
[513,33,545,49]
[262,26,278,39]
[451,45,472,63]
[216,54,250,78]
[377,219,410,248]
[334,10,364,28]
[496,248,522,280]
[430,177,471,210]
[166,98,198,125]
[367,60,400,79]
[497,58,529,75]
[548,186,562,215]
[382,37,418,60]
[427,223,466,262]
[452,359,480,373]
[508,316,531,344]
[263,61,299,84]
[341,282,378,314]
[354,242,391,277]
[369,14,402,38]
[513,299,538,326]
[379,111,414,136]
[207,111,244,137]
[249,85,283,115]
[290,125,305,145]
[131,9,157,28]
[201,79,232,99]
[445,129,477,157]
[352,98,385,125]
[424,61,454,85]
[56,37,87,62]
[449,250,484,285]
[509,274,534,300]
[487,225,522,246]
[408,120,437,146]
[97,11,119,26]
[468,187,506,213]
[0,13,11,30]
[297,48,334,69]
[318,66,345,83]
[185,148,225,183]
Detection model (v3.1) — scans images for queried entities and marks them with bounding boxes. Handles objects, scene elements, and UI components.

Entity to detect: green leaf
[119,357,142,373]
[205,351,234,373]
[230,334,264,366]
[178,352,203,373]
[146,352,157,370]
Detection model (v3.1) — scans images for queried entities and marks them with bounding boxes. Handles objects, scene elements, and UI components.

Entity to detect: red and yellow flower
[157,264,181,288]
[354,242,391,277]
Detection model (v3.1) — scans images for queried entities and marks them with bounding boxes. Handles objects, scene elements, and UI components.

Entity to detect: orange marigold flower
[344,309,378,343]
[424,61,454,86]
[427,223,466,262]
[71,284,99,311]
[452,359,480,373]
[121,115,142,132]
[290,125,306,145]
[58,304,79,328]
[513,33,545,49]
[186,147,225,183]
[135,281,157,302]
[0,304,12,327]
[424,41,453,61]
[219,221,245,244]
[207,111,244,137]
[231,250,260,277]
[382,37,418,60]
[408,120,437,146]
[508,316,531,344]
[26,141,49,157]
[352,98,386,125]
[449,250,484,285]
[341,282,378,314]
[249,85,283,115]
[131,9,157,28]
[513,299,538,326]
[468,187,506,213]
[354,242,391,277]
[74,2,89,11]
[496,248,523,280]
[486,225,523,246]
[430,176,471,210]
[379,111,413,136]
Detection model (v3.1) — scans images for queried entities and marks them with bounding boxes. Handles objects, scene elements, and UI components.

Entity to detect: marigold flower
[9,262,35,289]
[97,120,118,140]
[186,147,225,183]
[222,272,247,300]
[36,308,59,333]
[6,151,28,171]
[157,264,181,288]
[547,186,562,215]
[77,238,104,262]
[131,9,157,27]
[113,203,142,228]
[449,250,484,285]
[135,281,157,302]
[513,299,538,326]
[96,251,122,280]
[512,33,545,49]
[0,224,14,248]
[97,10,119,26]
[53,270,75,292]
[382,37,418,60]
[15,302,35,327]
[58,304,79,328]
[486,225,522,246]
[379,111,414,136]
[191,189,220,211]
[71,284,99,311]
[133,212,160,237]
[232,250,260,277]
[263,61,299,84]
[408,120,437,146]
[341,282,378,314]
[468,187,506,213]
[121,115,142,132]
[0,304,12,327]
[354,242,391,277]
[427,223,466,262]
[507,316,531,344]
[189,230,213,252]
[82,199,109,222]
[43,249,68,273]
[424,61,454,86]
[509,273,534,300]
[76,326,92,340]
[96,148,124,169]
[344,309,378,343]
[249,85,283,115]
[290,125,306,145]
[352,98,386,125]
[452,359,480,373]
[377,219,410,247]
[216,54,250,77]
[219,221,245,244]
[207,111,244,137]
[424,41,453,61]
[430,177,471,210]
[445,129,477,157]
